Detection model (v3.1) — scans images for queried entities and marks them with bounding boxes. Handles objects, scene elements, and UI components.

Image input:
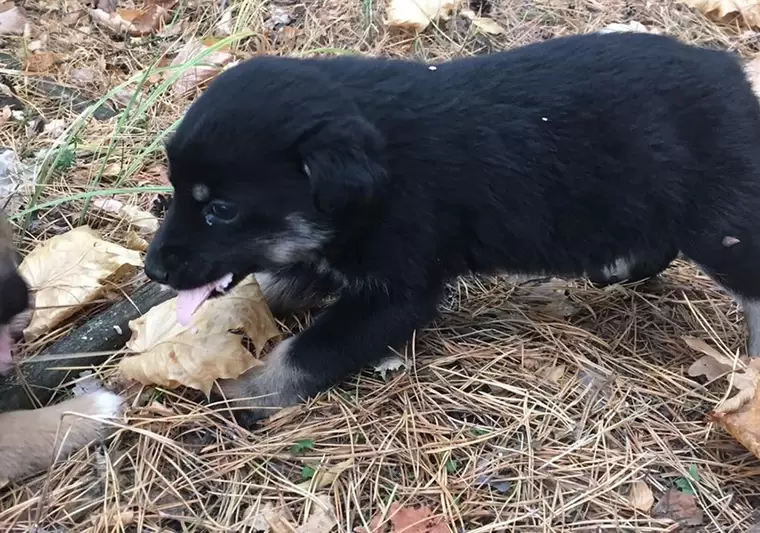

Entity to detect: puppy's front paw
[215,337,310,427]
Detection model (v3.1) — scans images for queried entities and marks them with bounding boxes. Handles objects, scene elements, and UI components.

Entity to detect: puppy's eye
[204,201,239,225]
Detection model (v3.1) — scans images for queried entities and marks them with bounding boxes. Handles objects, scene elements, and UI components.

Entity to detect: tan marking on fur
[0,390,123,483]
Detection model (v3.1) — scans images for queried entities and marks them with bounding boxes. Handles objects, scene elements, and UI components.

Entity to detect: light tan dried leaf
[385,0,463,32]
[93,197,159,234]
[628,480,654,512]
[652,488,704,526]
[710,381,760,459]
[356,502,450,533]
[90,3,173,37]
[0,1,27,35]
[19,226,143,342]
[373,355,406,379]
[687,355,733,381]
[683,335,735,366]
[125,231,149,252]
[680,0,760,28]
[298,459,353,490]
[295,494,337,533]
[538,364,566,385]
[170,37,234,96]
[119,275,280,395]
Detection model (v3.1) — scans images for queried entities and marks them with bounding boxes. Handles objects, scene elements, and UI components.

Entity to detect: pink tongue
[176,283,217,326]
[175,273,234,326]
[0,326,13,375]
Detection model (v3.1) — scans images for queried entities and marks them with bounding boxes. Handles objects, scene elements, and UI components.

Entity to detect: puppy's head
[144,56,388,312]
[0,212,30,374]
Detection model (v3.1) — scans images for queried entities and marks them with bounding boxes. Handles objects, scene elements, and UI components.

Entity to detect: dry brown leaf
[170,38,234,96]
[298,459,353,490]
[373,355,406,379]
[295,495,337,533]
[538,364,566,385]
[652,488,704,526]
[125,231,149,252]
[687,355,734,381]
[0,1,26,35]
[628,480,654,512]
[19,226,143,342]
[89,2,175,37]
[119,275,281,396]
[459,9,505,34]
[93,197,159,234]
[385,0,463,32]
[709,382,760,459]
[91,507,135,528]
[23,51,61,73]
[682,335,735,366]
[356,502,451,533]
[680,0,760,28]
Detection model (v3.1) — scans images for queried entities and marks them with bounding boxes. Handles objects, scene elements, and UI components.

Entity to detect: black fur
[145,32,760,425]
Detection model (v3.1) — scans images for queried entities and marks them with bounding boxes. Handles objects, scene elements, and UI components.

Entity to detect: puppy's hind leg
[0,390,123,483]
[682,235,760,357]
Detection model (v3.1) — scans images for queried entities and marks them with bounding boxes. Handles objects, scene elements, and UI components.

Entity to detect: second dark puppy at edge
[145,31,760,426]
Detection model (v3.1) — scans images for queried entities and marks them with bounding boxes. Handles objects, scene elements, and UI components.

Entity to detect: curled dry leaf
[373,355,406,379]
[460,9,505,34]
[93,197,159,234]
[356,502,451,533]
[119,275,281,396]
[298,459,353,490]
[295,494,338,533]
[680,0,760,28]
[652,488,704,526]
[385,0,463,32]
[90,0,177,37]
[170,38,234,96]
[628,480,654,512]
[19,226,143,342]
[709,381,760,460]
[0,1,27,36]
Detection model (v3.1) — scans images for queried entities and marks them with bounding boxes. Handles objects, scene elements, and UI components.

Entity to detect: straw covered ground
[2,0,760,531]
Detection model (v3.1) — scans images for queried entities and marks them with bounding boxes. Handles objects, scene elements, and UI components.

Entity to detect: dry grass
[2,0,760,531]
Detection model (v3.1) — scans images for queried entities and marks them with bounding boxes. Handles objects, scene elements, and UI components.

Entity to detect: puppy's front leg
[217,286,442,426]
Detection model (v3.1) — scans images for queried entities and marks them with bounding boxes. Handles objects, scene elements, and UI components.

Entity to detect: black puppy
[145,32,760,425]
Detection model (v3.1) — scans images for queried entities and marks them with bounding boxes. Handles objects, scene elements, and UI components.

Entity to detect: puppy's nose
[144,259,169,284]
[0,273,29,325]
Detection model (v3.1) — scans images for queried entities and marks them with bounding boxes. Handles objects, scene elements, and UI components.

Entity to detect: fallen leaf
[682,335,735,366]
[93,197,160,234]
[170,38,234,96]
[0,1,27,36]
[24,51,61,73]
[460,10,505,34]
[298,459,353,490]
[296,494,337,533]
[385,0,463,32]
[125,231,149,252]
[687,355,734,381]
[19,226,143,342]
[356,503,450,533]
[91,507,135,528]
[709,371,760,459]
[373,355,406,379]
[598,21,650,33]
[538,364,565,385]
[652,488,704,526]
[680,0,760,28]
[89,2,175,37]
[119,275,281,395]
[250,502,281,531]
[628,480,654,512]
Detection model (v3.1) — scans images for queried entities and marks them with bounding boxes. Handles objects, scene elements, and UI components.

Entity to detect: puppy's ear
[299,116,388,215]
